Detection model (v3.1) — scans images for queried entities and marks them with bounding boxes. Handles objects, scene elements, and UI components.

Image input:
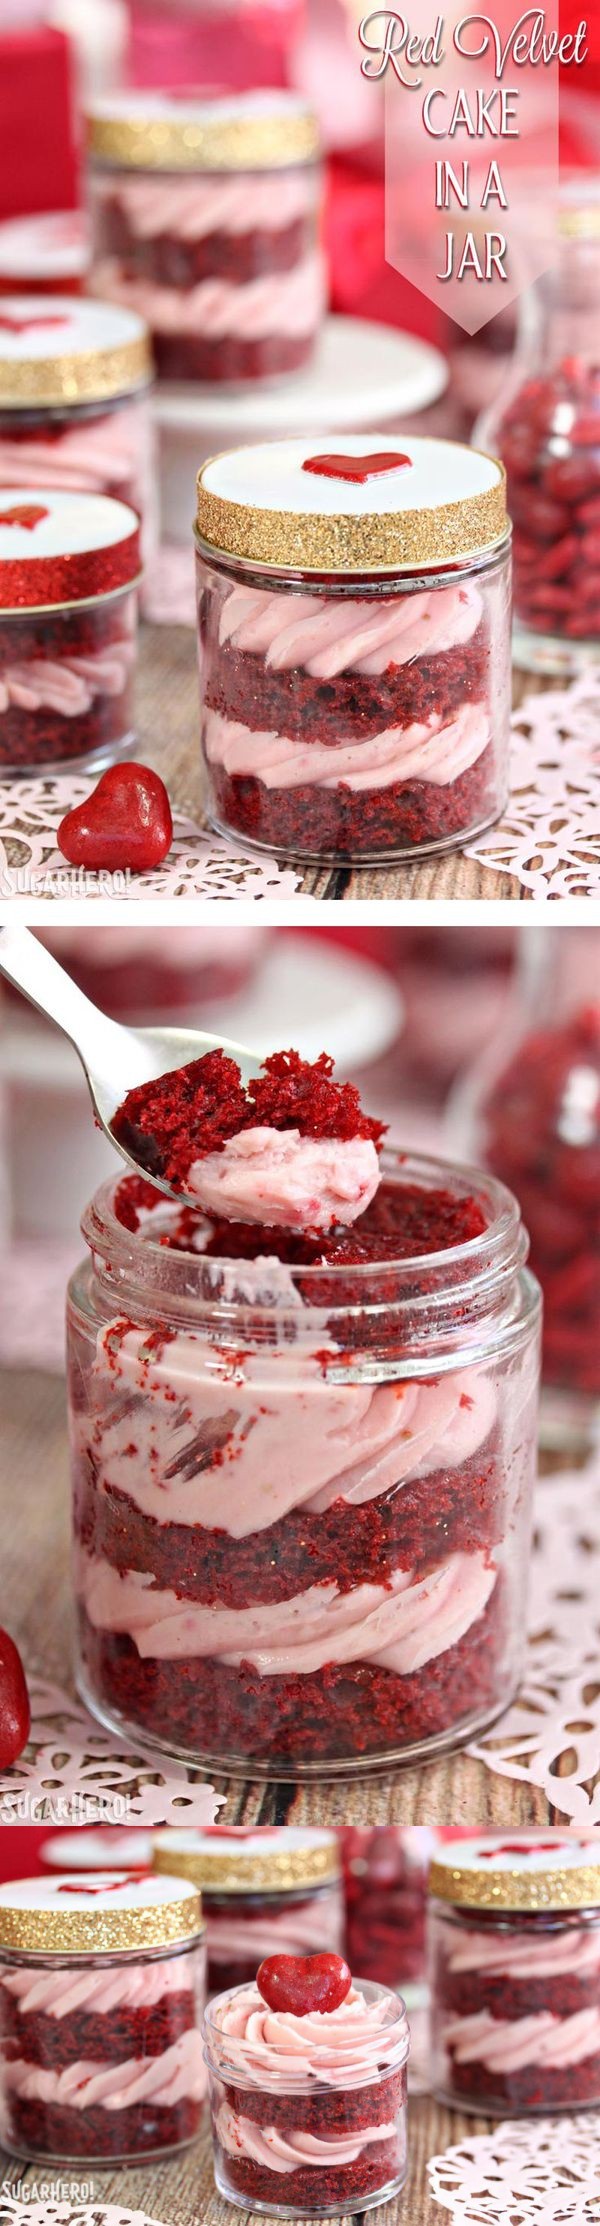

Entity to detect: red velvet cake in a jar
[429,1835,600,2116]
[0,212,88,298]
[195,434,511,864]
[68,1057,541,1774]
[88,92,325,386]
[204,1951,410,2215]
[0,1869,206,2163]
[0,488,141,773]
[0,298,153,542]
[152,1829,344,1995]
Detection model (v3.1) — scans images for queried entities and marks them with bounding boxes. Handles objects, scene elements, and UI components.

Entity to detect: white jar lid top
[430,1835,600,1912]
[88,89,320,174]
[0,487,141,609]
[153,1826,341,1894]
[197,433,507,575]
[0,1870,204,1951]
[42,1829,152,1869]
[0,211,89,284]
[0,295,151,407]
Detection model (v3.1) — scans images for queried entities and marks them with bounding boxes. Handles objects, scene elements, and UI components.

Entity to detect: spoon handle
[0,922,125,1075]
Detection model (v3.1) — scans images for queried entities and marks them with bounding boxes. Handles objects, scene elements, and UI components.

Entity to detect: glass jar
[458,927,600,1444]
[88,92,325,386]
[152,1828,344,1993]
[67,1148,541,1779]
[0,488,141,774]
[0,1869,207,2164]
[341,1828,432,1990]
[477,198,600,675]
[204,1974,410,2217]
[0,211,88,297]
[195,434,511,865]
[429,1834,600,2117]
[0,298,154,555]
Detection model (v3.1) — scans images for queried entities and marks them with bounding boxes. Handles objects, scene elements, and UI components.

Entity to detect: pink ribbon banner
[359,6,588,331]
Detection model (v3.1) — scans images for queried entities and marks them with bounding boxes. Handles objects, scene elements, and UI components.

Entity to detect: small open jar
[204,1971,410,2217]
[0,488,141,774]
[195,434,511,865]
[152,1829,344,1993]
[0,1869,207,2164]
[68,1148,540,1779]
[88,92,325,386]
[429,1835,600,2116]
[0,296,153,541]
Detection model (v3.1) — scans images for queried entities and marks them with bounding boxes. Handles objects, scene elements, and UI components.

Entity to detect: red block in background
[0,1827,49,1880]
[0,27,80,222]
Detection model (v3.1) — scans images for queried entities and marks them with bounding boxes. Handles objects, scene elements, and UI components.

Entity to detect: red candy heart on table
[58,763,173,873]
[0,503,49,531]
[302,452,412,484]
[0,1630,31,1768]
[257,1953,352,2016]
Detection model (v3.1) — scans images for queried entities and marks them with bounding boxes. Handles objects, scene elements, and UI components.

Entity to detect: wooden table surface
[0,1366,564,1831]
[0,2091,488,2226]
[136,625,554,904]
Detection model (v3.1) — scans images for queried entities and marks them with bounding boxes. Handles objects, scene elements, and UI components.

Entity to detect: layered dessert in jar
[88,92,325,386]
[341,1829,433,1991]
[195,435,511,864]
[0,299,153,546]
[480,1003,600,1413]
[204,1949,410,2215]
[0,212,88,298]
[32,926,270,1025]
[68,1040,541,1776]
[152,1828,343,1993]
[429,1835,600,2116]
[0,490,141,773]
[0,1870,206,2163]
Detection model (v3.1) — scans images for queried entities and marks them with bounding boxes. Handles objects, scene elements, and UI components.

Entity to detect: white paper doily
[0,2203,169,2226]
[465,667,600,898]
[429,2116,600,2226]
[0,1675,226,1828]
[0,774,307,902]
[469,1452,600,1824]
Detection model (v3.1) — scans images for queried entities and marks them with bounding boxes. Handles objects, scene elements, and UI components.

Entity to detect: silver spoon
[0,923,260,1212]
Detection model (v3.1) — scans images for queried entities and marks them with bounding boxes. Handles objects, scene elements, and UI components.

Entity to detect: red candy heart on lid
[0,313,69,333]
[0,1629,31,1768]
[0,503,49,531]
[303,452,412,484]
[257,1953,352,2017]
[58,763,173,874]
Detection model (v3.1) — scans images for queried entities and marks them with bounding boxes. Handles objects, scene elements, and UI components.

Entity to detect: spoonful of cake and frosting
[0,924,384,1234]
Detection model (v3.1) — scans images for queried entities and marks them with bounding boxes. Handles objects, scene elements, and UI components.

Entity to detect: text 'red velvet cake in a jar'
[152,1829,343,1995]
[0,1870,207,2164]
[68,1128,541,1777]
[0,298,153,542]
[204,1951,410,2216]
[429,1835,600,2117]
[0,489,141,773]
[87,91,325,387]
[195,434,511,864]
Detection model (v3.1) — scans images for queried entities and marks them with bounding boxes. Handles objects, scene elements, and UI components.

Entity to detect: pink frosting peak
[207,1979,408,2092]
[187,1127,380,1230]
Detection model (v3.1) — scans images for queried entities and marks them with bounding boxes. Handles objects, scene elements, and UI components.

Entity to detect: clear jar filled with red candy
[341,1829,432,1991]
[477,195,600,675]
[0,488,141,774]
[88,92,325,387]
[0,298,153,545]
[68,1148,540,1778]
[464,929,600,1444]
[195,435,511,865]
[152,1829,343,1994]
[0,1869,207,2164]
[429,1834,600,2117]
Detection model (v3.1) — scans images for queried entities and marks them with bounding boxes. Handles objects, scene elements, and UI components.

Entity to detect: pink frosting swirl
[0,639,134,718]
[95,168,319,243]
[218,581,483,677]
[186,1129,380,1230]
[208,1898,343,1967]
[204,702,491,792]
[0,1958,194,2018]
[92,252,325,339]
[440,1918,600,1982]
[216,2099,397,2169]
[443,2007,600,2074]
[3,2028,206,2111]
[208,1980,406,2091]
[0,403,144,497]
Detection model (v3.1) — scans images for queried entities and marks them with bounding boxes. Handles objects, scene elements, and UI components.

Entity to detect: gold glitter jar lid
[195,435,508,577]
[0,1872,204,1954]
[152,1829,341,1895]
[0,297,151,410]
[430,1837,600,1914]
[88,90,321,173]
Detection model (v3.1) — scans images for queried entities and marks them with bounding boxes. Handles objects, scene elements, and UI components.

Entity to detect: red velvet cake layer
[444,2054,600,2114]
[0,1983,197,2068]
[6,2093,202,2160]
[153,331,314,383]
[204,625,491,751]
[209,745,498,858]
[98,205,315,287]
